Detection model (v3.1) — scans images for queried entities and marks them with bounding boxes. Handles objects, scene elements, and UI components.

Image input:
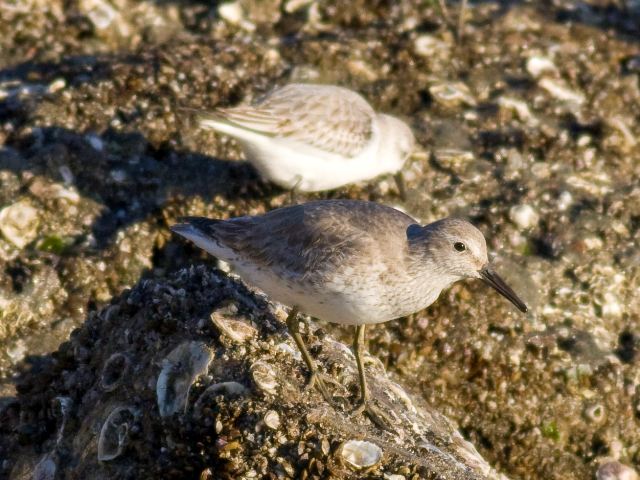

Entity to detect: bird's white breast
[232,258,447,326]
[238,127,402,192]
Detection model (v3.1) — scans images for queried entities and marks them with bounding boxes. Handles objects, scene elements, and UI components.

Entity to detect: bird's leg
[285,307,334,404]
[437,0,450,22]
[457,0,468,41]
[352,324,369,408]
[393,172,407,201]
[288,175,303,205]
[351,325,392,430]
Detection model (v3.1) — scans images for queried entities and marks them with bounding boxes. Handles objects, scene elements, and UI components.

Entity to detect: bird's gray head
[408,218,528,313]
[378,114,416,162]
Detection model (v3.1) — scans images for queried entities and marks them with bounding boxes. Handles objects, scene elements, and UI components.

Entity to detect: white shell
[340,440,382,469]
[538,77,585,105]
[52,396,73,444]
[0,199,39,248]
[509,204,539,229]
[101,353,130,392]
[211,311,257,343]
[526,56,558,79]
[263,410,280,430]
[98,406,138,462]
[52,396,73,419]
[156,341,213,417]
[584,403,605,423]
[193,382,249,416]
[429,82,476,108]
[250,361,278,394]
[275,342,302,360]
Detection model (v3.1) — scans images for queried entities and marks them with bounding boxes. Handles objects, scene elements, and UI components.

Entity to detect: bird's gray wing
[198,201,414,280]
[201,84,376,158]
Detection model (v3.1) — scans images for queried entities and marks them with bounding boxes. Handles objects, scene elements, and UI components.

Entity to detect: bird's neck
[403,252,460,307]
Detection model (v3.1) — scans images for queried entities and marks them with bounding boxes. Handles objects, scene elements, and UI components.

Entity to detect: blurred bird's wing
[198,84,376,158]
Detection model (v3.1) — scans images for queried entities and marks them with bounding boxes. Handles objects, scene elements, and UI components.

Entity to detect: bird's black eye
[454,242,466,252]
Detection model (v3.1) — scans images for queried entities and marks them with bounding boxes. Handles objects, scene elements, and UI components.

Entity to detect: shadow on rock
[1,125,274,249]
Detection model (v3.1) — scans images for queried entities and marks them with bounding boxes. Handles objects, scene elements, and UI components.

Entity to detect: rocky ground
[0,0,639,479]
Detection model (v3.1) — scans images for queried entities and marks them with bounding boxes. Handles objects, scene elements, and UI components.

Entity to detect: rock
[33,454,56,480]
[2,266,503,479]
[2,1,640,479]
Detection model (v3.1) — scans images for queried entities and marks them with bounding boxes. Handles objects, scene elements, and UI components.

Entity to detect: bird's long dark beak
[479,265,528,313]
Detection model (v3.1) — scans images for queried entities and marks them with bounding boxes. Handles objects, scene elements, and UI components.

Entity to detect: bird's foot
[351,399,394,431]
[305,372,342,407]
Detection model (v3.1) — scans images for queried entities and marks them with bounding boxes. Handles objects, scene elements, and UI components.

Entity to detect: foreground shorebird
[194,83,416,196]
[171,200,527,426]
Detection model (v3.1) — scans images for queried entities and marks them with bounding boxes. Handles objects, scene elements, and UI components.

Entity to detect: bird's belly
[233,261,441,326]
[240,140,394,192]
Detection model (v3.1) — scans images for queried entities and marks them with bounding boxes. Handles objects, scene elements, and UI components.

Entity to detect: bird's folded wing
[200,85,376,158]
[207,202,410,280]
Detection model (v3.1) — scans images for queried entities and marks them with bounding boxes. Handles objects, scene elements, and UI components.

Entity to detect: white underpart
[176,226,455,326]
[200,116,405,192]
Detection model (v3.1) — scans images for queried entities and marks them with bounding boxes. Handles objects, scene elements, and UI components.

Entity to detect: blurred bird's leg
[288,175,303,204]
[394,172,407,201]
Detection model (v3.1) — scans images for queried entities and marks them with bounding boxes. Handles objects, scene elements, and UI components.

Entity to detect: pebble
[509,204,539,229]
[526,56,558,79]
[538,77,585,105]
[597,461,639,480]
[83,0,118,30]
[413,35,449,57]
[48,78,66,94]
[218,1,256,31]
[86,134,104,151]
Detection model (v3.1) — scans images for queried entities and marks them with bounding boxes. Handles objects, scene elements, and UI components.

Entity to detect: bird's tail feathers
[171,216,223,238]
